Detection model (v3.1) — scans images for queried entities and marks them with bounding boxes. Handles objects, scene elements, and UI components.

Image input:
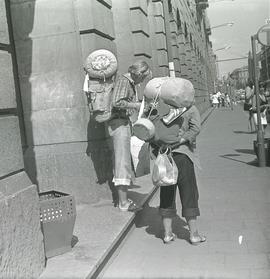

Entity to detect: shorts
[108,118,132,186]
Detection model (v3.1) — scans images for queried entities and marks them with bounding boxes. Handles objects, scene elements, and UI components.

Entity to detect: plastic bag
[152,148,178,187]
[130,136,150,177]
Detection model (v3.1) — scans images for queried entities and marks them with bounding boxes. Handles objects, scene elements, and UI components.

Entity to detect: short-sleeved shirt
[111,73,137,119]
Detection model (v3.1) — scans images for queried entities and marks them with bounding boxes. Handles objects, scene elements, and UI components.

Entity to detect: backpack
[84,74,116,122]
[83,49,118,123]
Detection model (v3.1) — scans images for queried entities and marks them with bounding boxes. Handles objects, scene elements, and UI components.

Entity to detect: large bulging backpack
[83,49,118,123]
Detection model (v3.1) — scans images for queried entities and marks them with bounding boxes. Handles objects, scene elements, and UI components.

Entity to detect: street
[99,104,270,279]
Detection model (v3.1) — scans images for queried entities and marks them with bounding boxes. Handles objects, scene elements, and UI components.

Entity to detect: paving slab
[39,107,214,279]
[99,104,270,279]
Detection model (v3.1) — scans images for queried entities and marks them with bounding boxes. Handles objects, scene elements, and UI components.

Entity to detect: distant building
[248,45,270,88]
[230,66,249,89]
[259,46,270,87]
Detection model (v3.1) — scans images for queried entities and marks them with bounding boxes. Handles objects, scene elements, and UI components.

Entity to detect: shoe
[189,234,206,245]
[163,233,177,244]
[118,199,142,212]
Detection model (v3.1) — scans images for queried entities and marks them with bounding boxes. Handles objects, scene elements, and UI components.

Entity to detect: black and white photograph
[1,0,270,278]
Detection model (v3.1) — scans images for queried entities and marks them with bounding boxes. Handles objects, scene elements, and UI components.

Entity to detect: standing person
[108,60,151,212]
[216,91,222,108]
[211,92,219,108]
[245,78,255,132]
[251,82,269,132]
[147,78,206,245]
[225,93,231,108]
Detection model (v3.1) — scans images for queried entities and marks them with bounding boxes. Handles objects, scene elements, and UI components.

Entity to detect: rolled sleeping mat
[85,49,118,79]
[133,118,155,141]
[143,77,170,100]
[160,77,195,108]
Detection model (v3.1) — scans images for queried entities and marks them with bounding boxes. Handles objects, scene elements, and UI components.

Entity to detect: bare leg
[162,217,176,243]
[117,185,128,207]
[186,216,206,245]
[162,217,173,236]
[185,216,198,237]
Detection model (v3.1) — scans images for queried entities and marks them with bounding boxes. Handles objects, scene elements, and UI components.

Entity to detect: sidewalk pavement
[99,104,270,279]
[39,107,214,279]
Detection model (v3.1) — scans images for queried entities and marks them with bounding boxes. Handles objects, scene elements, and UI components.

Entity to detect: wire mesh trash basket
[39,190,76,258]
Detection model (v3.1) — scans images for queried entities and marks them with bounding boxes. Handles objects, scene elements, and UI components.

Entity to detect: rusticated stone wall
[0,0,45,277]
[10,0,117,205]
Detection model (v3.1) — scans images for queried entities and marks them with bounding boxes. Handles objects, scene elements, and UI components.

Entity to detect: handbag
[243,102,252,111]
[130,136,150,177]
[130,98,150,177]
[152,147,178,187]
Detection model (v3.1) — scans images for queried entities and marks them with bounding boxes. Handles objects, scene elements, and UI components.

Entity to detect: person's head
[247,78,254,88]
[128,60,151,84]
[259,82,266,94]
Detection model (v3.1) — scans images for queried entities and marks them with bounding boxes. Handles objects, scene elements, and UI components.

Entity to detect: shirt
[150,105,201,169]
[111,73,138,119]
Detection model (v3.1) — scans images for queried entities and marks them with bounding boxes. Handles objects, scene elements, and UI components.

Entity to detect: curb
[90,106,215,279]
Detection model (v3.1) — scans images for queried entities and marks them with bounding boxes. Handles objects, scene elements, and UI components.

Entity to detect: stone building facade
[0,0,216,277]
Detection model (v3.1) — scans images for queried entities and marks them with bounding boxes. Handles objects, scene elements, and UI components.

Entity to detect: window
[184,23,188,38]
[168,0,172,13]
[176,9,181,31]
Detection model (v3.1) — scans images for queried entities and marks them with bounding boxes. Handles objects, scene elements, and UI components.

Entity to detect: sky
[207,0,270,79]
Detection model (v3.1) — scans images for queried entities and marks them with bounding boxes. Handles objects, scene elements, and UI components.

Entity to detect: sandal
[163,233,177,244]
[189,234,206,245]
[119,199,142,212]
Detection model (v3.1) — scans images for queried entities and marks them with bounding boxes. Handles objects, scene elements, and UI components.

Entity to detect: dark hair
[128,60,150,77]
[247,78,253,88]
[259,81,266,90]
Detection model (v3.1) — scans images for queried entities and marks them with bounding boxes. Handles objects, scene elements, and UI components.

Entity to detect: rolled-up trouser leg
[173,153,200,218]
[159,185,177,218]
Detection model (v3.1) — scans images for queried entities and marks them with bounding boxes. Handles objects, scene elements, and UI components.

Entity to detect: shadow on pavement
[233,130,255,134]
[220,154,258,167]
[235,148,255,155]
[134,203,190,243]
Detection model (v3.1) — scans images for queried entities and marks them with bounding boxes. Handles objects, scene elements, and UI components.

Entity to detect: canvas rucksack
[83,49,118,123]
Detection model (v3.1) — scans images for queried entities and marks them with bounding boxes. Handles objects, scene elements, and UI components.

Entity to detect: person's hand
[134,102,141,110]
[128,102,141,110]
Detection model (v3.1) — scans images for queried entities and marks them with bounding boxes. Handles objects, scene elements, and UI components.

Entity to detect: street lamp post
[250,23,270,167]
[251,34,266,167]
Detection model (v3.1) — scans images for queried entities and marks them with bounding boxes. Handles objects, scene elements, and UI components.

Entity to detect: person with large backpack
[108,60,151,212]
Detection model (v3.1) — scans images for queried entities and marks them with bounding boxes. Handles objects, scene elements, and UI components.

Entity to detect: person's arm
[245,86,254,100]
[180,106,201,144]
[111,77,141,110]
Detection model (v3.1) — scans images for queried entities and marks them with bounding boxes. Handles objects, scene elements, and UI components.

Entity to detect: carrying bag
[130,99,150,177]
[83,49,118,123]
[266,108,270,123]
[243,102,252,111]
[84,75,115,122]
[152,147,178,187]
[130,136,150,177]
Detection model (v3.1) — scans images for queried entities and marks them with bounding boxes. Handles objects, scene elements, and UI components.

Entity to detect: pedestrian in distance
[211,92,219,108]
[225,93,231,108]
[107,60,151,212]
[245,78,256,133]
[216,91,222,108]
[251,82,269,133]
[145,78,206,245]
